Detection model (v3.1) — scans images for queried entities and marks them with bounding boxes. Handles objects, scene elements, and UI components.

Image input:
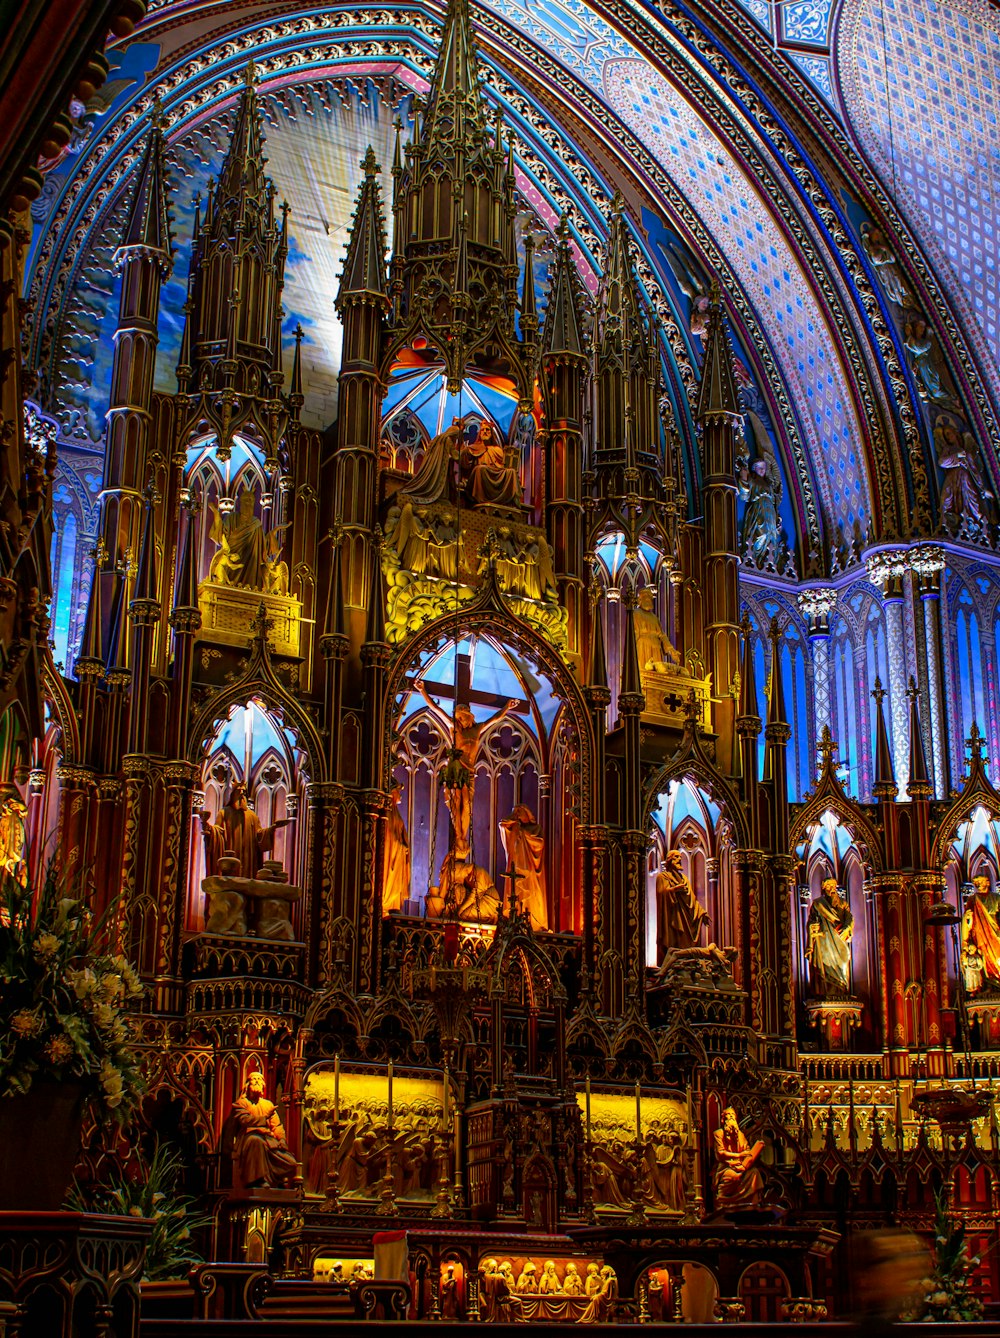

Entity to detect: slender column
[797,587,837,739]
[872,874,909,1077]
[307,781,344,986]
[867,550,911,797]
[912,545,947,797]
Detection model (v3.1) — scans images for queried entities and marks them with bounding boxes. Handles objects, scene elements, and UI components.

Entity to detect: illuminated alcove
[645,778,727,968]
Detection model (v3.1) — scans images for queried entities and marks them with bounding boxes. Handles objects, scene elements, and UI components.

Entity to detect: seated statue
[395,419,464,508]
[562,1263,584,1296]
[633,588,684,673]
[806,878,854,996]
[208,489,287,592]
[230,1072,298,1189]
[962,875,1000,991]
[579,1266,618,1324]
[712,1107,763,1211]
[464,420,520,508]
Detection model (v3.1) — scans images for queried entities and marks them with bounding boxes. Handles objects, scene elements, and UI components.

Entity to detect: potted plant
[0,867,145,1209]
[900,1191,986,1323]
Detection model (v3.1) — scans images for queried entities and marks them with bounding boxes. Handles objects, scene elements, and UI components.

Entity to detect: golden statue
[805,878,854,996]
[499,804,548,930]
[209,489,287,591]
[464,419,520,508]
[415,681,518,852]
[655,851,709,961]
[201,780,292,880]
[580,1265,618,1323]
[0,790,27,881]
[382,781,411,915]
[632,588,684,673]
[563,1264,584,1296]
[712,1106,764,1210]
[962,875,1000,990]
[538,1261,561,1295]
[229,1072,297,1188]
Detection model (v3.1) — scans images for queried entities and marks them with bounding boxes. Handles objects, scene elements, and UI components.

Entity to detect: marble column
[866,550,911,798]
[911,544,947,797]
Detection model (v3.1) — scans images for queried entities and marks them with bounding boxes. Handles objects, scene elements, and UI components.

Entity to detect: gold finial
[871,675,886,707]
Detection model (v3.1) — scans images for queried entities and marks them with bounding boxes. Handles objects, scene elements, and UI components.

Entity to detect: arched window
[955,587,988,763]
[49,506,78,673]
[830,618,860,798]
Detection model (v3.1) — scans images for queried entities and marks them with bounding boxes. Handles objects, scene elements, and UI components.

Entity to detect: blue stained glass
[50,513,77,672]
[755,637,768,781]
[958,603,987,743]
[216,701,292,773]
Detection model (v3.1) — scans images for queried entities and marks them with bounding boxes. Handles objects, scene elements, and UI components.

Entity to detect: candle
[387,1060,394,1129]
[334,1055,340,1125]
[635,1080,642,1143]
[443,1065,450,1126]
[585,1076,592,1143]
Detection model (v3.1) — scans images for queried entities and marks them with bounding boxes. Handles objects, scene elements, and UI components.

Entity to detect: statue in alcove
[0,788,27,881]
[805,878,854,996]
[962,875,1000,990]
[208,488,287,592]
[632,588,684,674]
[463,419,521,508]
[201,779,292,879]
[655,850,709,962]
[395,418,464,508]
[499,804,548,930]
[382,781,411,915]
[712,1107,764,1211]
[229,1071,297,1189]
[736,414,782,567]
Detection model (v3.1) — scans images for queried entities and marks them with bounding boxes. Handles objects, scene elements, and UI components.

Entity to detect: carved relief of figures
[806,878,854,996]
[655,850,709,961]
[860,222,910,307]
[712,1106,764,1211]
[499,804,548,930]
[482,525,557,602]
[632,588,684,673]
[229,1072,297,1189]
[962,875,1000,992]
[382,781,411,915]
[303,1095,444,1200]
[737,414,782,567]
[579,1265,618,1324]
[904,315,958,408]
[208,488,288,593]
[385,501,458,580]
[643,1126,686,1211]
[201,780,290,879]
[935,414,995,539]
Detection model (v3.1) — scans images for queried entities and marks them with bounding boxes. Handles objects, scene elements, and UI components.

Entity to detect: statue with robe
[936,415,994,538]
[860,222,909,307]
[962,875,1000,991]
[632,588,683,673]
[201,781,291,879]
[463,419,520,508]
[229,1071,297,1189]
[655,850,709,962]
[737,414,782,566]
[382,782,411,915]
[0,790,27,881]
[395,419,463,508]
[806,878,854,996]
[499,804,548,929]
[209,489,286,591]
[712,1106,764,1211]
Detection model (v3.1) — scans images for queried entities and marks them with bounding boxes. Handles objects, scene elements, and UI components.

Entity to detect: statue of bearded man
[201,781,292,879]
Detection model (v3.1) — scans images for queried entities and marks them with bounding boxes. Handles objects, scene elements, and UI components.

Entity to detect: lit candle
[334,1054,340,1125]
[387,1060,394,1130]
[635,1080,642,1143]
[585,1076,592,1144]
[443,1065,450,1126]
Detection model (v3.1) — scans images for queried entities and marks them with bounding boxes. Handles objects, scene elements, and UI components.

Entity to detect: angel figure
[860,222,909,307]
[737,413,782,567]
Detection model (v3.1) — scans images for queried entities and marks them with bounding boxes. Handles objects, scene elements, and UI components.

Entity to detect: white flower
[69,968,97,1000]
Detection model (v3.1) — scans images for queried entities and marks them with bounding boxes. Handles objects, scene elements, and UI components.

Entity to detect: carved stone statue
[386,502,459,580]
[806,878,854,996]
[230,1071,297,1188]
[562,1264,584,1296]
[382,781,411,915]
[962,875,1000,991]
[904,316,957,408]
[499,804,548,930]
[464,419,520,508]
[860,222,909,307]
[209,489,287,591]
[936,415,994,538]
[655,850,709,962]
[201,781,291,880]
[516,1262,539,1293]
[712,1106,763,1211]
[580,1265,618,1324]
[538,1261,560,1295]
[737,414,782,566]
[0,789,27,880]
[395,418,463,508]
[441,1263,460,1319]
[632,588,683,673]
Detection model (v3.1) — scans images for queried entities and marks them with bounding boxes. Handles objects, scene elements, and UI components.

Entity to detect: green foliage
[0,867,144,1121]
[900,1190,986,1323]
[68,1142,212,1280]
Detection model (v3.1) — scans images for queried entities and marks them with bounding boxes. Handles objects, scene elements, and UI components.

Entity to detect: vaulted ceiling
[24,0,1000,568]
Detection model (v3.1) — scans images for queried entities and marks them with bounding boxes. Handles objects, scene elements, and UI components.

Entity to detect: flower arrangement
[68,1143,212,1280]
[0,867,144,1121]
[901,1191,986,1323]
